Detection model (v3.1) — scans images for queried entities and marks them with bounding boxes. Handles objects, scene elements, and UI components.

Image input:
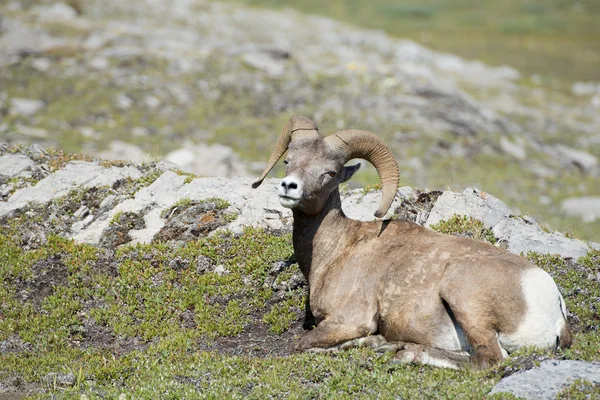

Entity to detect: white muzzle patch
[278,176,303,209]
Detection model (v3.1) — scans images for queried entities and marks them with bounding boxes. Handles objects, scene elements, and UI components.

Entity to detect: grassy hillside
[221,0,600,83]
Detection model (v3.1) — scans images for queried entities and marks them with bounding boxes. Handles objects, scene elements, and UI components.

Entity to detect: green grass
[430,214,497,244]
[1,210,599,398]
[219,0,600,82]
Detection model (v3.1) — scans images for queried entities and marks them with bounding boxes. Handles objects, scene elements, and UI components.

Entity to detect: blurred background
[0,0,599,240]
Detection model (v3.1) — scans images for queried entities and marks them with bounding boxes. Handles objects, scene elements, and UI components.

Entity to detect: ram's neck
[292,188,349,281]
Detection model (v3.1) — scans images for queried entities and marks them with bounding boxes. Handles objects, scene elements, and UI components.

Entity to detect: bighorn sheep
[252,116,572,369]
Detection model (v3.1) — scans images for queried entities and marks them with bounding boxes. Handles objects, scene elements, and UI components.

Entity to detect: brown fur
[257,128,571,368]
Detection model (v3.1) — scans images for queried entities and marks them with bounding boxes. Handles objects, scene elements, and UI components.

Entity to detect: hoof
[307,347,339,354]
[375,343,399,353]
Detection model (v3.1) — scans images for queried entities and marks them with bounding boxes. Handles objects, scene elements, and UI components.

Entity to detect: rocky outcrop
[491,360,600,399]
[1,149,597,259]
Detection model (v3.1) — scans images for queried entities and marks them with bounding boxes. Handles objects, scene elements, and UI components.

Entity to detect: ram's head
[252,116,400,217]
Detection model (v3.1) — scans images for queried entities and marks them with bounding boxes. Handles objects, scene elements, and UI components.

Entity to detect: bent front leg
[296,319,376,352]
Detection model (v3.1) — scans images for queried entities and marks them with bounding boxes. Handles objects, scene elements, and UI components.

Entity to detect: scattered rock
[34,3,78,21]
[490,360,600,399]
[500,136,526,161]
[115,93,133,110]
[73,205,90,219]
[426,187,596,259]
[552,144,598,174]
[9,99,45,117]
[44,372,76,387]
[0,161,142,218]
[214,264,228,276]
[97,140,149,163]
[242,49,289,77]
[165,142,247,177]
[31,57,51,72]
[0,154,38,178]
[561,197,600,223]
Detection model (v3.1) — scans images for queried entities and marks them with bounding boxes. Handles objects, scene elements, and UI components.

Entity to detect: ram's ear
[340,163,361,183]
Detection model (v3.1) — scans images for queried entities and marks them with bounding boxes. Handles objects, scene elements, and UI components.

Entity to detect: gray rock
[115,93,133,110]
[0,154,37,178]
[490,360,600,399]
[9,98,45,117]
[34,3,78,21]
[552,144,598,173]
[44,372,76,387]
[425,187,597,259]
[500,136,526,161]
[561,197,600,223]
[15,125,48,138]
[0,161,141,217]
[31,57,51,72]
[73,205,90,219]
[71,214,94,233]
[97,141,148,163]
[425,188,514,228]
[26,144,47,160]
[492,219,594,259]
[214,265,228,276]
[242,50,287,77]
[99,194,117,209]
[165,142,247,177]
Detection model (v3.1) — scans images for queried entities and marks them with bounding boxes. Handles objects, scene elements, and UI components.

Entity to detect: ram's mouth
[278,195,300,209]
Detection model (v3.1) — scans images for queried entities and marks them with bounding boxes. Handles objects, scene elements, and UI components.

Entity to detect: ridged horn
[326,129,399,218]
[252,116,319,188]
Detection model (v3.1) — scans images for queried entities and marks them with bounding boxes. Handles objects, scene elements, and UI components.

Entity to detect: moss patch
[430,214,497,244]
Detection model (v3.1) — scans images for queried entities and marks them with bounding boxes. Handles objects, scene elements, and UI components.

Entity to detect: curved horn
[326,130,399,218]
[252,116,319,188]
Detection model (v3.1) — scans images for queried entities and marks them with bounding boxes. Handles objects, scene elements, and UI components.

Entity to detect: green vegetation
[430,214,497,244]
[557,378,600,399]
[1,205,598,397]
[527,250,600,361]
[222,0,600,82]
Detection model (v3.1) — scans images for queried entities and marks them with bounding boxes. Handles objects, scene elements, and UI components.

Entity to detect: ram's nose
[278,176,303,208]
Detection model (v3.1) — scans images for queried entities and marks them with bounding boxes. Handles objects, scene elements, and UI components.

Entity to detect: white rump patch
[499,268,566,353]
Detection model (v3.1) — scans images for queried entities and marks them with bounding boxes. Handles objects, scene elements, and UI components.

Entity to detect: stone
[9,98,45,117]
[490,360,600,399]
[425,188,514,229]
[31,57,51,72]
[26,144,47,160]
[0,154,37,178]
[72,214,94,232]
[242,51,287,77]
[214,265,228,276]
[552,144,598,174]
[492,219,594,259]
[500,136,526,161]
[99,194,117,209]
[165,142,246,177]
[16,125,49,138]
[97,141,148,163]
[89,56,110,70]
[34,3,77,21]
[44,372,76,387]
[561,197,600,223]
[0,161,141,218]
[73,205,90,219]
[115,93,133,110]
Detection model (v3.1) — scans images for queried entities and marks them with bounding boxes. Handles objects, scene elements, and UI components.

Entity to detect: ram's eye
[327,171,337,177]
[283,160,289,165]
